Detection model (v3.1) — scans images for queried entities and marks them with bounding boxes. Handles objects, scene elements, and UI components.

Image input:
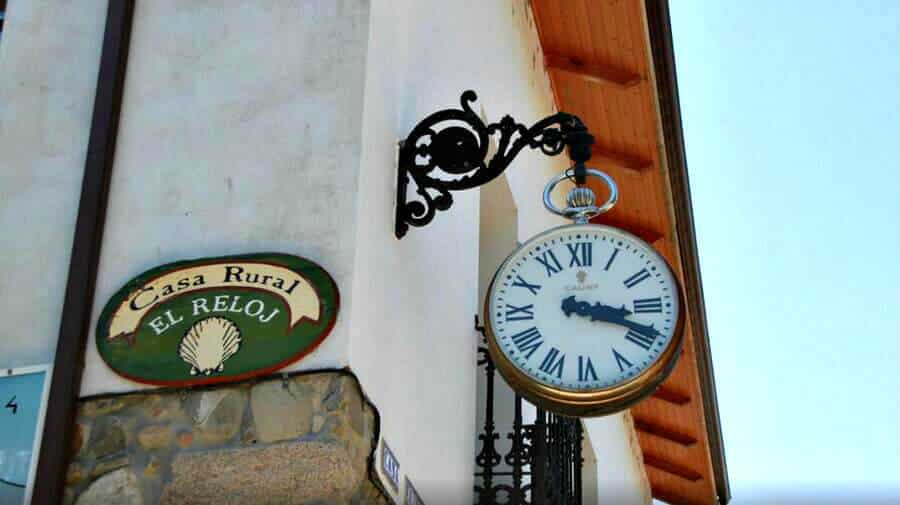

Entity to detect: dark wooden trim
[31,2,134,504]
[644,1,731,504]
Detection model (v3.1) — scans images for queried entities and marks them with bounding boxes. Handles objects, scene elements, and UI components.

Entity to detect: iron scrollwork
[395,90,594,238]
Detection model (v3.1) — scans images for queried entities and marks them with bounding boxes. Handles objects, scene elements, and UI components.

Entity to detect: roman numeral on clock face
[612,349,633,372]
[604,248,619,271]
[625,328,657,350]
[623,268,651,288]
[633,297,662,313]
[539,347,565,379]
[578,356,598,382]
[511,275,541,295]
[567,242,592,267]
[505,303,534,322]
[511,327,543,359]
[535,249,563,277]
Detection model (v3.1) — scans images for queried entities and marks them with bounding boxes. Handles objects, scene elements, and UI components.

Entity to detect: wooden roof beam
[591,145,654,173]
[634,416,698,447]
[644,453,704,482]
[651,485,707,505]
[545,53,643,88]
[652,385,692,405]
[589,214,665,245]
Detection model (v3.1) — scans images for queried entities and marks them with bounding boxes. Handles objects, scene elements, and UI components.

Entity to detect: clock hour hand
[562,295,632,322]
[561,295,662,338]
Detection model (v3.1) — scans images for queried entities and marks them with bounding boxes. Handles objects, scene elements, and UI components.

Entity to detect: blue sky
[670,1,899,503]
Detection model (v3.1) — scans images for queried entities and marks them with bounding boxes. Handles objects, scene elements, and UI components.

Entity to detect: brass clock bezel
[483,223,686,417]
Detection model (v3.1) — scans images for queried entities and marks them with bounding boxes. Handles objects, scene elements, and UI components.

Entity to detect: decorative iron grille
[475,320,583,505]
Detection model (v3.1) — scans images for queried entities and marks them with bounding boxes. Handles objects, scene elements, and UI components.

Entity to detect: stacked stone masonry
[65,371,390,505]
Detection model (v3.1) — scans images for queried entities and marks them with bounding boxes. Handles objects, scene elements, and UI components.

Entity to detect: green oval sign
[96,253,339,386]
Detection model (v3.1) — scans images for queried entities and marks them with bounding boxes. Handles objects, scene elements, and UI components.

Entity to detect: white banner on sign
[0,365,52,505]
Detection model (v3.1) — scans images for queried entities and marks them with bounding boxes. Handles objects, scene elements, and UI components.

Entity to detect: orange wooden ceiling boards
[530,1,730,504]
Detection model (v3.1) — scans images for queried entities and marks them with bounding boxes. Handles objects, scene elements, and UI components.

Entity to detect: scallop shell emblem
[178,316,242,375]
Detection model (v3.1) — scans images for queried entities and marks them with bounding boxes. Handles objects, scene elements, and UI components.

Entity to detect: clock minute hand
[618,318,663,338]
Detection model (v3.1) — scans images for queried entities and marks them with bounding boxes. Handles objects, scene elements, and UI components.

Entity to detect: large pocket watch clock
[483,169,684,417]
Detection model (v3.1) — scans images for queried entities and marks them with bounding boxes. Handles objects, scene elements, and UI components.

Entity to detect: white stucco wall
[586,412,653,505]
[350,1,649,504]
[78,0,371,395]
[0,1,650,503]
[0,0,106,368]
[349,1,568,502]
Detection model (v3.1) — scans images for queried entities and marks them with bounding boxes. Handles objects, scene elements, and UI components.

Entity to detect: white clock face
[487,225,680,392]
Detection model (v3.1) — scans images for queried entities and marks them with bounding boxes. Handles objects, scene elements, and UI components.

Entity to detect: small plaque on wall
[0,365,51,505]
[405,477,425,505]
[381,441,400,491]
[96,253,339,387]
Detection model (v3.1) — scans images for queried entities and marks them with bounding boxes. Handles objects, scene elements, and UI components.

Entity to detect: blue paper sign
[0,366,50,505]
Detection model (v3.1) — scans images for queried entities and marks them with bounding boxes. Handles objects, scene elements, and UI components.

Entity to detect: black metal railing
[475,321,583,505]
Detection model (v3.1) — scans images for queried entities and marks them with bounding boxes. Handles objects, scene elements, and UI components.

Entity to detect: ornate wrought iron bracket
[395,90,595,238]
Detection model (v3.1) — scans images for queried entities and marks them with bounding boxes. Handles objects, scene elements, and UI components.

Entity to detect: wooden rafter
[652,386,692,406]
[652,485,707,505]
[591,145,654,173]
[531,0,729,503]
[589,213,665,245]
[545,53,642,88]
[634,416,698,447]
[643,454,703,482]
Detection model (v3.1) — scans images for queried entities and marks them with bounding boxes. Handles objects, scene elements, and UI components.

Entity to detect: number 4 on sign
[5,395,17,414]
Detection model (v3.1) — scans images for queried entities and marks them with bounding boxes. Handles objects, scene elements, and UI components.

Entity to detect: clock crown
[566,186,596,209]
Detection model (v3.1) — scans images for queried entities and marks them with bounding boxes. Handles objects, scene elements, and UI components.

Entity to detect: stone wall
[65,371,389,505]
